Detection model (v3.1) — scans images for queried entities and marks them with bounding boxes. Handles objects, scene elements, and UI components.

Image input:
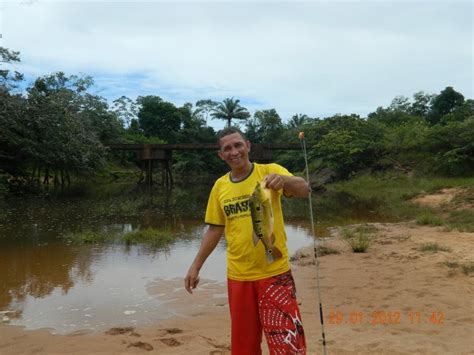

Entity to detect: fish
[249,181,283,263]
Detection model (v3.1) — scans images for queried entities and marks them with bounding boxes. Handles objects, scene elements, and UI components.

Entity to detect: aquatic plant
[123,227,174,247]
[63,230,114,244]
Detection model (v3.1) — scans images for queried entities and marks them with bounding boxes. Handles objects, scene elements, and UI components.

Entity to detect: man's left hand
[264,174,285,191]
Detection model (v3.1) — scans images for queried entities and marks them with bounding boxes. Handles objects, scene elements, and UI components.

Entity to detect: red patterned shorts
[227,271,306,354]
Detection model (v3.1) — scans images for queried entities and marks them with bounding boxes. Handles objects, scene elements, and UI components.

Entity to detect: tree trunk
[161,162,165,186]
[167,161,173,187]
[43,166,49,185]
[31,163,37,182]
[54,171,59,186]
[37,166,41,183]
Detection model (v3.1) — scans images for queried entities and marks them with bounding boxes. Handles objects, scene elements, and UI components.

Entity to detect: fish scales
[249,182,283,263]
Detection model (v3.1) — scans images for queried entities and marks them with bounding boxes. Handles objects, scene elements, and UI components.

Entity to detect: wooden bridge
[109,143,300,187]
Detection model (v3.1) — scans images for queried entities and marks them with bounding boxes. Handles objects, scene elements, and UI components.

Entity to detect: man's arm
[264,174,309,198]
[184,224,224,294]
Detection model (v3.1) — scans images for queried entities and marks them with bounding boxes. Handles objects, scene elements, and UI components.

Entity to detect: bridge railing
[108,143,301,186]
[108,143,300,160]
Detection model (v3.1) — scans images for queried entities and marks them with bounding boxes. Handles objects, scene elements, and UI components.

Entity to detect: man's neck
[231,161,253,181]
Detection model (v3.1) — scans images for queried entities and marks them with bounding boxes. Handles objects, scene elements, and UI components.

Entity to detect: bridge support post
[146,159,153,186]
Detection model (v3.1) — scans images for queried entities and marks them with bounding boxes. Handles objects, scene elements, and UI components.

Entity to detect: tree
[308,115,384,178]
[246,109,283,143]
[173,102,220,173]
[80,93,123,145]
[112,95,138,127]
[211,98,250,128]
[137,96,182,142]
[24,72,107,181]
[195,99,218,125]
[440,99,474,124]
[429,86,465,124]
[0,47,24,93]
[423,118,474,175]
[409,91,434,117]
[389,96,411,113]
[0,48,25,167]
[179,102,215,142]
[0,47,26,177]
[286,114,309,129]
[368,106,417,127]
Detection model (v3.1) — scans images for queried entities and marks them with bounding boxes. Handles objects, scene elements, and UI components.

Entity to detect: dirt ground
[1,189,473,354]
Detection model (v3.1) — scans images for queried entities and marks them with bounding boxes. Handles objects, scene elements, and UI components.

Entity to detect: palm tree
[211,98,251,128]
[287,114,309,129]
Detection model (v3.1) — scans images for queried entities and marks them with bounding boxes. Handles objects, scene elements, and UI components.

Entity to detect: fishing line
[298,132,328,355]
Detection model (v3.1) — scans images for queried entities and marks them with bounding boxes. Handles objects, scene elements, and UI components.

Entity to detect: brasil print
[223,194,251,219]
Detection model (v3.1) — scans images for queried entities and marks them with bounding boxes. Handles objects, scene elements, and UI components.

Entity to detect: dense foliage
[1,46,472,194]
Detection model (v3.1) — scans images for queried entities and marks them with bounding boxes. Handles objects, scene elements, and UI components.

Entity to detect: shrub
[416,211,444,226]
[420,243,451,253]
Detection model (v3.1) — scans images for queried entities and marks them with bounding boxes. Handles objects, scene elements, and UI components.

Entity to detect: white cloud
[1,1,472,126]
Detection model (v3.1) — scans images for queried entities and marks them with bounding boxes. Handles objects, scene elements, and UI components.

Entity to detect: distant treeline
[1,47,473,193]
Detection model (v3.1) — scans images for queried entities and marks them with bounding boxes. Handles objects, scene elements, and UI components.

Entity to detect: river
[0,182,384,334]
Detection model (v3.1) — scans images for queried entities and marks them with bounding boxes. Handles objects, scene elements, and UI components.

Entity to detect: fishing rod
[298,131,328,355]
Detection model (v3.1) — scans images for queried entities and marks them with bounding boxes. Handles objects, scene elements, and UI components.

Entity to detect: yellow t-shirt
[205,162,293,281]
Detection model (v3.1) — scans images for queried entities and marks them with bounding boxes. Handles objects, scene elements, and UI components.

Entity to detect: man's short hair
[217,127,247,147]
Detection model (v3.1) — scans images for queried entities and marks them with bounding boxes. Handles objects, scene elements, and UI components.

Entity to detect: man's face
[218,132,251,170]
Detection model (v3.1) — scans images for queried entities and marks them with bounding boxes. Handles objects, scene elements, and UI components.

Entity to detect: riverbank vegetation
[328,175,474,232]
[1,46,473,197]
[63,227,175,248]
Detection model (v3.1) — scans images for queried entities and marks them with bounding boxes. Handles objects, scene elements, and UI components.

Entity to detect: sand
[1,191,473,354]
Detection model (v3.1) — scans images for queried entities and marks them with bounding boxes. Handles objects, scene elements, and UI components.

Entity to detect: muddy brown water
[0,183,385,334]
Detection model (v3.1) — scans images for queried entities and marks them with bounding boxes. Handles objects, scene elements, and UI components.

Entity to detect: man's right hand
[184,265,200,294]
[183,225,224,294]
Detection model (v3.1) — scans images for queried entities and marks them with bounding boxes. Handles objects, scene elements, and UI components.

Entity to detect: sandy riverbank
[1,190,473,354]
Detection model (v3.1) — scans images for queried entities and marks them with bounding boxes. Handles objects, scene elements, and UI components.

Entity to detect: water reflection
[0,223,313,334]
[0,244,95,320]
[0,183,389,333]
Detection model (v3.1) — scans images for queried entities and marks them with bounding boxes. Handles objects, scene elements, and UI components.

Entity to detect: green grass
[450,187,474,206]
[419,243,452,253]
[341,224,376,238]
[316,246,340,256]
[445,210,474,232]
[443,260,474,275]
[63,230,114,244]
[340,227,353,240]
[443,261,460,268]
[341,227,371,253]
[329,175,474,231]
[461,262,474,275]
[63,227,176,247]
[354,224,378,234]
[123,227,175,247]
[348,234,371,253]
[416,211,444,226]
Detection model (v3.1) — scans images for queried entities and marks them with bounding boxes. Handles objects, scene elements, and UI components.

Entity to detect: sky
[1,0,472,130]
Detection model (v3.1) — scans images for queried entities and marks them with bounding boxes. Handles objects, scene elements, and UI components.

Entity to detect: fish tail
[266,246,283,263]
[266,252,275,264]
[271,246,283,260]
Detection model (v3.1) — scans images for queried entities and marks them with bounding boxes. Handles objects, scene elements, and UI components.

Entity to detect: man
[185,127,309,354]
